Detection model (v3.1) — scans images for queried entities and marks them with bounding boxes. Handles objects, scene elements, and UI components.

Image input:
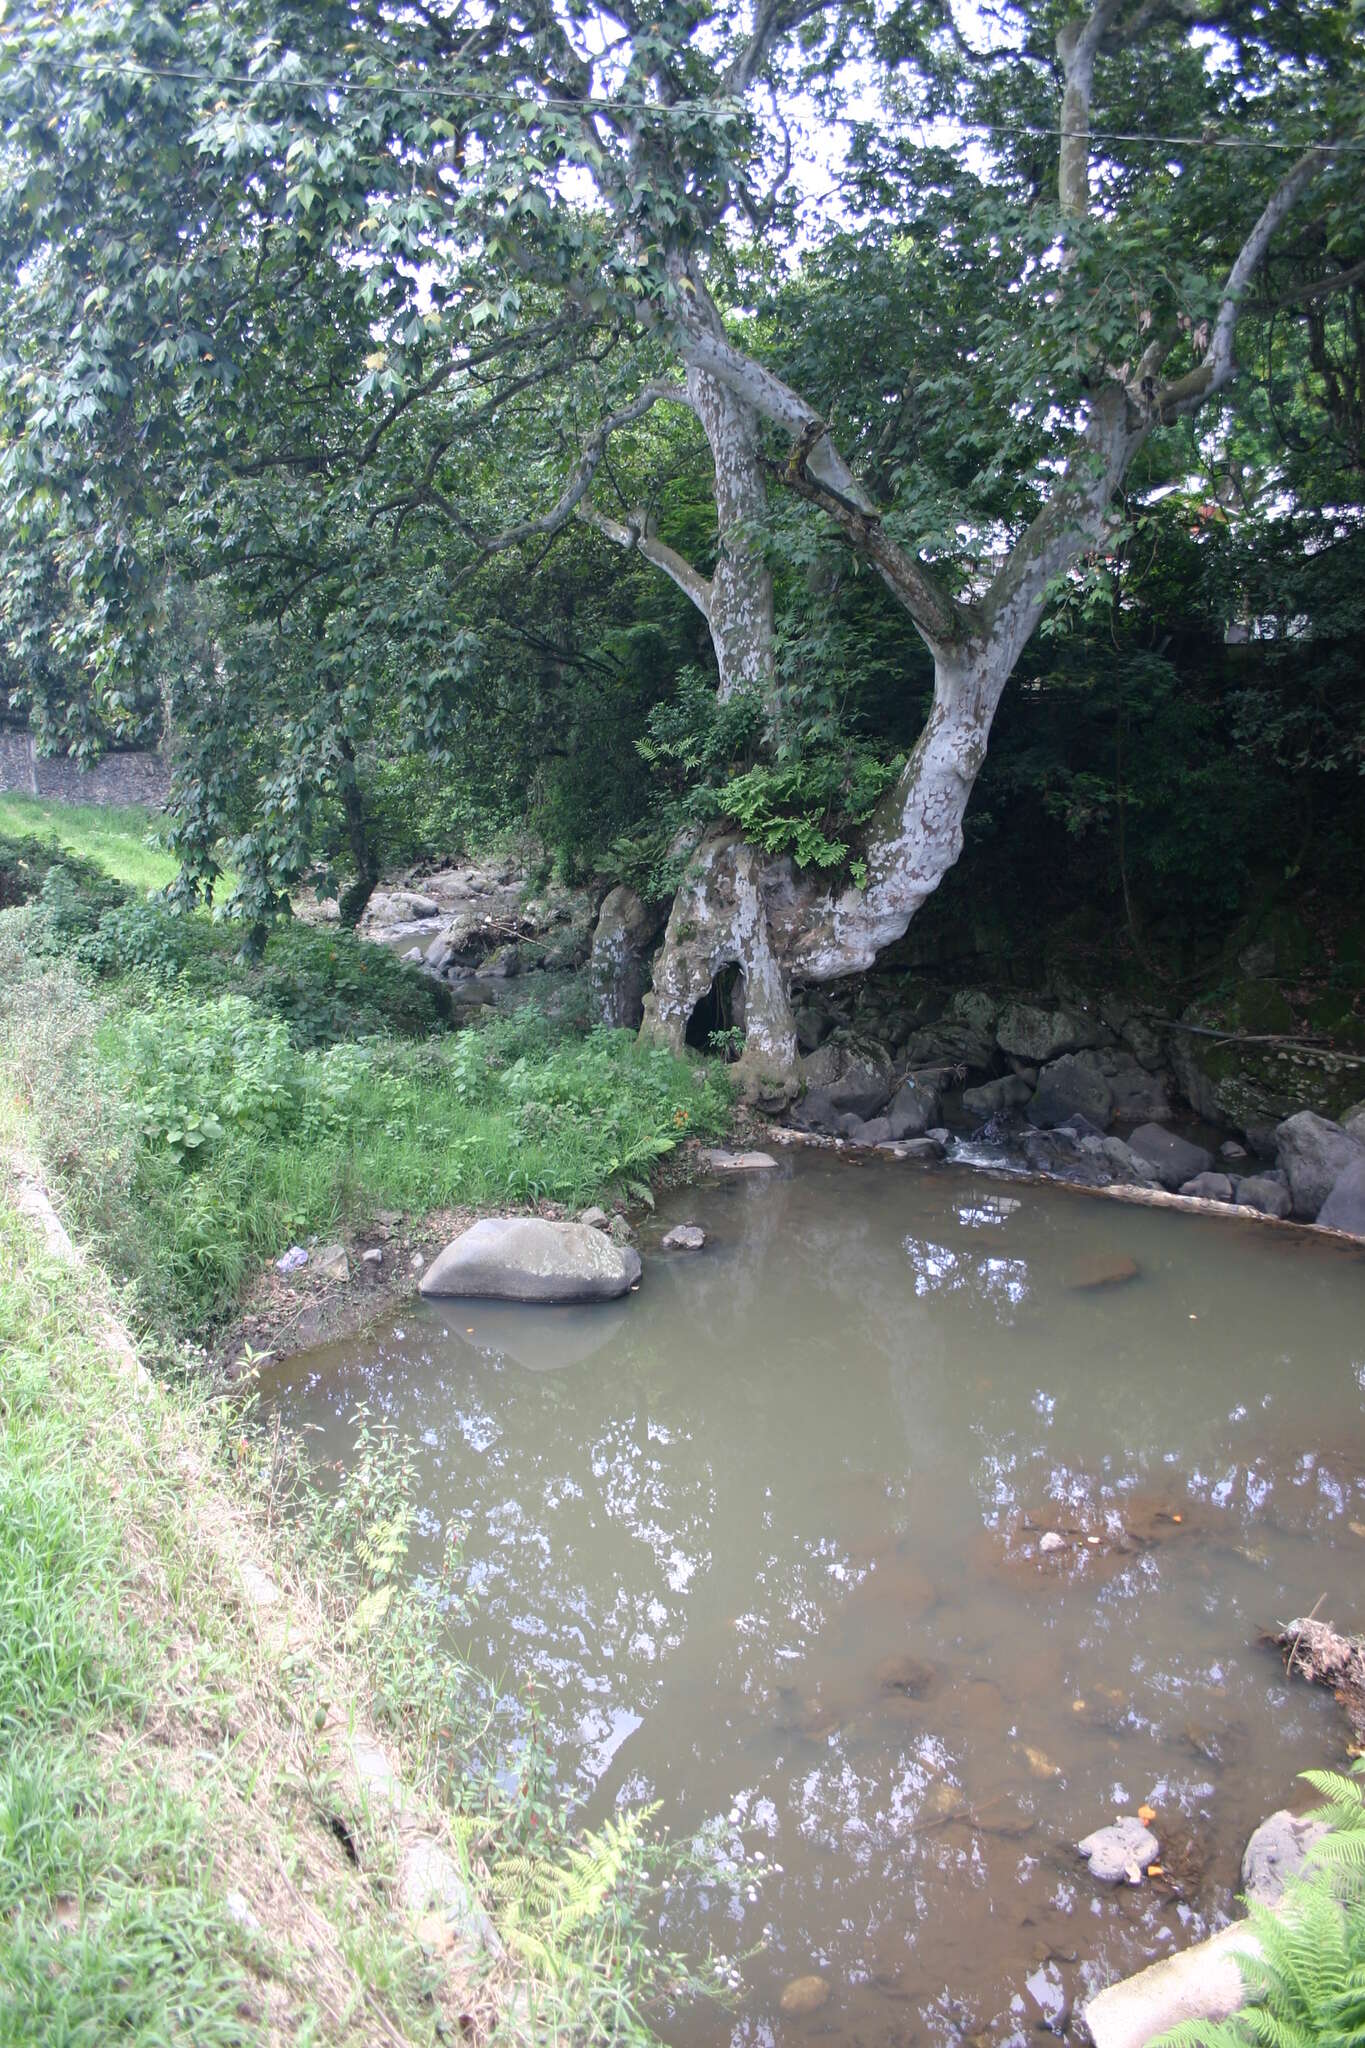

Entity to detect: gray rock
[1220,1139,1249,1160]
[1236,1174,1292,1219]
[887,1074,943,1138]
[1317,1157,1365,1238]
[578,1206,610,1229]
[1127,1123,1213,1190]
[793,1000,839,1054]
[588,886,660,1030]
[480,942,520,978]
[897,1136,946,1161]
[402,946,425,965]
[1119,1013,1168,1071]
[962,1073,1033,1120]
[1027,1053,1114,1130]
[1078,1816,1160,1884]
[419,1218,641,1302]
[1241,1809,1330,1906]
[996,1000,1103,1065]
[798,1038,894,1118]
[701,1148,777,1172]
[361,1247,383,1265]
[607,1214,635,1244]
[391,891,440,919]
[661,1223,706,1251]
[313,1242,350,1284]
[848,1115,893,1145]
[1179,1172,1235,1202]
[1343,1102,1365,1143]
[1275,1111,1365,1220]
[789,1087,843,1135]
[1100,1136,1162,1184]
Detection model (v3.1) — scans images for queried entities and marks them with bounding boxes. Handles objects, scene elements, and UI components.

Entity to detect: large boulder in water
[1274,1110,1365,1220]
[419,1219,641,1302]
[588,886,660,1029]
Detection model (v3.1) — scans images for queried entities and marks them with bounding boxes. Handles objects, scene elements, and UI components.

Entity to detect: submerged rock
[661,1223,706,1251]
[779,1975,830,2016]
[1066,1253,1140,1291]
[1078,1816,1159,1884]
[419,1219,641,1302]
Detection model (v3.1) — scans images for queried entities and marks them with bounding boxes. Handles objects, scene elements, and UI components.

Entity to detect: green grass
[0,1138,735,2045]
[0,1201,266,2045]
[0,795,180,894]
[0,897,730,1339]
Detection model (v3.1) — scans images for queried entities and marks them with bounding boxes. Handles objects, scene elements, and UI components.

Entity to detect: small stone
[361,1247,383,1265]
[223,1890,261,1934]
[1017,1743,1061,1779]
[1237,1174,1292,1219]
[410,1251,425,1270]
[1179,1172,1235,1202]
[1220,1140,1248,1160]
[1078,1816,1160,1884]
[607,1214,635,1244]
[275,1245,308,1273]
[578,1206,610,1229]
[661,1223,706,1251]
[1039,1531,1067,1553]
[779,1974,830,2016]
[238,1562,280,1609]
[701,1148,777,1172]
[375,1209,403,1226]
[313,1243,350,1284]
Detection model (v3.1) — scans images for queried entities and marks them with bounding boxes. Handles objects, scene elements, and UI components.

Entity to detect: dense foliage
[0,0,1361,986]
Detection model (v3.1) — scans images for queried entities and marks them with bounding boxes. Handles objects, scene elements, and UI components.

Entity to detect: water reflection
[262,1156,1365,2048]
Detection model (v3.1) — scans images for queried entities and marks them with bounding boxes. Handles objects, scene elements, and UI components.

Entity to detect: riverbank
[0,1129,731,2043]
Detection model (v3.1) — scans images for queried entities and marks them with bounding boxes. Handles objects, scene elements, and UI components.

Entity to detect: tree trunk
[685,365,773,703]
[336,736,380,929]
[641,642,1014,1095]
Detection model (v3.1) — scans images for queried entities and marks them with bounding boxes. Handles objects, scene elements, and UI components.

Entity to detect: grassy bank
[0,811,729,1346]
[0,1168,457,2044]
[0,794,182,894]
[0,1137,730,2043]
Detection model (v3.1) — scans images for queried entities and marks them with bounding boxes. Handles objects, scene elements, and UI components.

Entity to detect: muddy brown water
[260,1153,1365,2047]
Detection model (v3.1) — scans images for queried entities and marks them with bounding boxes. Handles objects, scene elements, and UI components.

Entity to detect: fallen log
[1068,1180,1365,1252]
[1275,1616,1365,1742]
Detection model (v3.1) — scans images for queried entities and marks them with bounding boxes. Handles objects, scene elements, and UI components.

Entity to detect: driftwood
[1069,1180,1365,1252]
[1275,1616,1365,1742]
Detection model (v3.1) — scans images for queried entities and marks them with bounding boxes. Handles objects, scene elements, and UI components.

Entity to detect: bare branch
[782,422,970,654]
[576,504,714,616]
[1158,148,1329,419]
[467,378,693,561]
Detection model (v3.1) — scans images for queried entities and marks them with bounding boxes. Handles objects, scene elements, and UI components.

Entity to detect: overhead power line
[25,52,1365,158]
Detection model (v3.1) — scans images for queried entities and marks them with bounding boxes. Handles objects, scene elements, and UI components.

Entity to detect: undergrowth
[0,899,728,1338]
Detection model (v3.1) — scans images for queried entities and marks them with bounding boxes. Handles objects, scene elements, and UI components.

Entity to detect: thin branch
[1158,147,1329,418]
[576,503,713,616]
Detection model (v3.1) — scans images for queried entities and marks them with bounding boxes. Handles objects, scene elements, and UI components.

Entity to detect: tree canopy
[1,0,1362,1053]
